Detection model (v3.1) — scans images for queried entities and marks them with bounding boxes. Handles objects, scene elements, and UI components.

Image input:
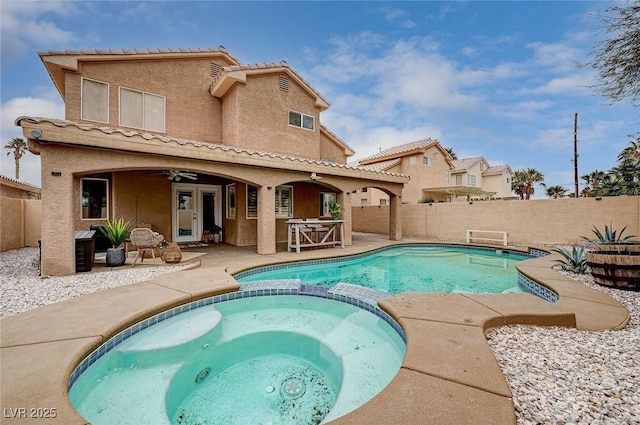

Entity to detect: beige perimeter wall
[352,196,640,246]
[1,197,42,252]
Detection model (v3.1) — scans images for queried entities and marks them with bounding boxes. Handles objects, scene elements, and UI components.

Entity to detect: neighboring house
[355,139,455,204]
[443,157,514,201]
[355,141,514,204]
[0,174,41,199]
[16,47,407,275]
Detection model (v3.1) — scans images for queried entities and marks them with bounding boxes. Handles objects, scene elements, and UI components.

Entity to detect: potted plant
[582,224,640,290]
[328,201,343,219]
[98,218,132,267]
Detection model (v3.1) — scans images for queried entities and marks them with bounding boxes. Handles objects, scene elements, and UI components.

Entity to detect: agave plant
[98,218,132,248]
[581,223,635,245]
[552,246,588,274]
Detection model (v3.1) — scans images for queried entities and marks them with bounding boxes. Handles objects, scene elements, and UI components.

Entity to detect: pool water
[237,246,527,294]
[69,295,406,425]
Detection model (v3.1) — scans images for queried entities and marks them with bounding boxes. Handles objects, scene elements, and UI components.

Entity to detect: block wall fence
[352,196,639,246]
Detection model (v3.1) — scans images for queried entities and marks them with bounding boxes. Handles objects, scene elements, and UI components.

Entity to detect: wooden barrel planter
[586,246,640,291]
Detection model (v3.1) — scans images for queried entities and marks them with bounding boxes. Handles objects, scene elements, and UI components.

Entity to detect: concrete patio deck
[0,234,630,424]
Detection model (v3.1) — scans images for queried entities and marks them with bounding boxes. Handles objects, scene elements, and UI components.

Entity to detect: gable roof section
[359,138,448,164]
[357,158,402,172]
[483,164,513,176]
[16,116,408,183]
[451,156,486,173]
[320,124,355,157]
[39,47,241,99]
[209,61,330,110]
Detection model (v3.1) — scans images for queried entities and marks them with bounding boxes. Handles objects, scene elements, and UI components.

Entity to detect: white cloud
[0,1,78,68]
[1,92,64,186]
[526,72,595,96]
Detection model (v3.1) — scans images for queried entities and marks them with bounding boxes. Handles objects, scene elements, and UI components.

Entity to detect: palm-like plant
[511,168,544,199]
[545,185,568,199]
[4,137,29,180]
[582,223,635,244]
[444,147,457,160]
[98,218,132,248]
[552,246,588,274]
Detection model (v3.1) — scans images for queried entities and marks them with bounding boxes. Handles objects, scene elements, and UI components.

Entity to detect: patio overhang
[422,185,497,199]
[16,117,408,186]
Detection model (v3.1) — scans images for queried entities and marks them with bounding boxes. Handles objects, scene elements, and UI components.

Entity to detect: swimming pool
[236,245,532,295]
[68,294,406,425]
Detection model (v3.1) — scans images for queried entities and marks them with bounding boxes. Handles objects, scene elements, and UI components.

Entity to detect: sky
[1,1,638,198]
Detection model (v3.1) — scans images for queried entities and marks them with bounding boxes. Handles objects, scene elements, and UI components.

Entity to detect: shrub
[552,246,588,274]
[582,223,635,244]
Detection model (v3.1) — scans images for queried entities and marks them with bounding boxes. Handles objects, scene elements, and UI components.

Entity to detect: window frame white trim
[226,183,236,219]
[423,156,434,166]
[81,77,110,124]
[320,192,337,217]
[288,110,315,131]
[81,177,109,220]
[118,86,166,132]
[246,185,258,219]
[275,185,294,218]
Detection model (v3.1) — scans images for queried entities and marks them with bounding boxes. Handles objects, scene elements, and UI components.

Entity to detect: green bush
[98,218,132,248]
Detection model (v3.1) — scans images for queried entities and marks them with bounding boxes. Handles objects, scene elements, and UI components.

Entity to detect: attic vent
[211,63,222,77]
[279,76,289,91]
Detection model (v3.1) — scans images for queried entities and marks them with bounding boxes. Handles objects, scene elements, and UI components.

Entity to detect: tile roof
[16,117,407,180]
[359,139,439,163]
[0,174,41,191]
[210,60,330,109]
[38,47,239,62]
[357,158,402,172]
[451,156,485,173]
[483,164,512,175]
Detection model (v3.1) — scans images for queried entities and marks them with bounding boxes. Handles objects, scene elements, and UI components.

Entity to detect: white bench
[466,230,508,247]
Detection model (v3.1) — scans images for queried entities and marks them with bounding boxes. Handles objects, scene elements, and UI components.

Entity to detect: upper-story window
[423,156,434,166]
[81,78,109,123]
[455,175,463,185]
[408,156,417,166]
[467,174,477,186]
[119,87,166,132]
[288,110,314,131]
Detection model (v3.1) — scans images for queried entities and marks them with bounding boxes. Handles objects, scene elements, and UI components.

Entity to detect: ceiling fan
[165,170,198,181]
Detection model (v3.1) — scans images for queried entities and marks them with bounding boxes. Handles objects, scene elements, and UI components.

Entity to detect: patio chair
[129,228,165,267]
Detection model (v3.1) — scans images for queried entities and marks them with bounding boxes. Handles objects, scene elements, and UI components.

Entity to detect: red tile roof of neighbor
[357,158,402,172]
[16,117,407,179]
[0,174,41,191]
[451,156,485,172]
[38,47,239,60]
[359,139,441,163]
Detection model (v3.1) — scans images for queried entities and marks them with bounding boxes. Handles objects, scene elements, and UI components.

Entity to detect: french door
[172,183,222,243]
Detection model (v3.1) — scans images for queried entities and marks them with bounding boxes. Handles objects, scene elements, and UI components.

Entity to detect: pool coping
[0,241,630,425]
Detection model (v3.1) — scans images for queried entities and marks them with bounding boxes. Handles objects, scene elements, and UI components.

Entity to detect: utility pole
[574,112,579,197]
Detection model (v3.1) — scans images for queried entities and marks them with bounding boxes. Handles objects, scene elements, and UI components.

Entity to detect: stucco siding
[65,58,225,143]
[223,74,321,159]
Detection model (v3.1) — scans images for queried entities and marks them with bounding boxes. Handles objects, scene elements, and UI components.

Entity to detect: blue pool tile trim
[68,285,406,393]
[518,273,559,303]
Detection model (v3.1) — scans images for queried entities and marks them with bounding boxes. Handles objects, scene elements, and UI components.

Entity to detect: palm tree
[512,168,544,199]
[581,170,607,197]
[444,147,457,160]
[545,185,568,199]
[4,137,29,180]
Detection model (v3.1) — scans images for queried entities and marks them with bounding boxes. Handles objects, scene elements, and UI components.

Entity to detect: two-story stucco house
[355,141,514,204]
[446,157,515,201]
[16,47,408,275]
